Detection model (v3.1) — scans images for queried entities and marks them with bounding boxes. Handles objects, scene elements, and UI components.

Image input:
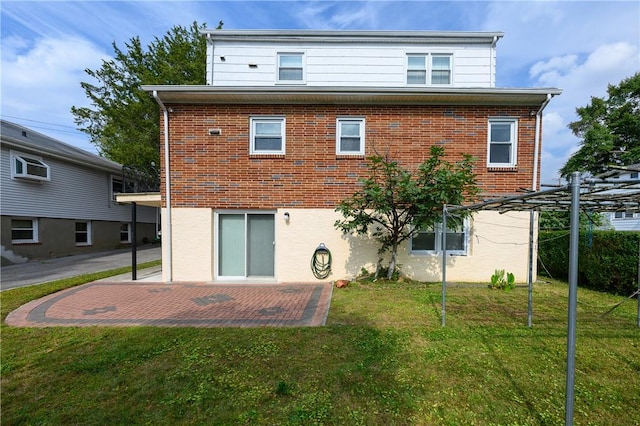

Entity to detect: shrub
[538,230,640,295]
[489,269,515,291]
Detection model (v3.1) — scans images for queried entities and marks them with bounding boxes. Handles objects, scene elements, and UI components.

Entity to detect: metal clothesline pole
[441,204,447,327]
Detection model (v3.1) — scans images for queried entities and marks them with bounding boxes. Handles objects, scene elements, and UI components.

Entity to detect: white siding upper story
[203,30,501,88]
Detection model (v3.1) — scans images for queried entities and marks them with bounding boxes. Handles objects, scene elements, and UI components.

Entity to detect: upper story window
[614,211,635,219]
[431,55,452,85]
[250,117,286,154]
[11,151,50,181]
[407,54,452,85]
[11,218,38,244]
[411,220,469,255]
[337,118,365,155]
[407,55,427,84]
[488,119,518,168]
[277,53,304,83]
[111,176,124,202]
[75,221,92,246]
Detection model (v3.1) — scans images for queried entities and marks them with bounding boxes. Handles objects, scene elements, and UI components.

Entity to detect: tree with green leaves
[334,146,479,280]
[72,21,222,171]
[561,72,640,178]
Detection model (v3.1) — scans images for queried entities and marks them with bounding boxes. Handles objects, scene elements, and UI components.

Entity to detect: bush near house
[538,230,640,295]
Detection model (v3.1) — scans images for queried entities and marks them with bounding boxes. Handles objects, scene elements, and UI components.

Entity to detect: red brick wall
[159,104,541,208]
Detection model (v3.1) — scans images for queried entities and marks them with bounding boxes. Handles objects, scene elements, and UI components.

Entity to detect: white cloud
[1,35,109,152]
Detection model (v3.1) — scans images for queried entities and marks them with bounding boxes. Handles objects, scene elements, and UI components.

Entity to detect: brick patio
[5,281,333,328]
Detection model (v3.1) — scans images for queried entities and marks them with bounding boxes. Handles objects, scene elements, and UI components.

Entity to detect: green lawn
[1,272,639,425]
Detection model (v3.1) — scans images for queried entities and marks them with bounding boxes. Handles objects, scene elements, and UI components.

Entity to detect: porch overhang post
[131,201,137,281]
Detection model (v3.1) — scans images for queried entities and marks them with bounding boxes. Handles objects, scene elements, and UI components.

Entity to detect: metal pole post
[565,172,580,425]
[637,239,639,328]
[441,205,447,327]
[528,210,535,328]
[132,201,137,281]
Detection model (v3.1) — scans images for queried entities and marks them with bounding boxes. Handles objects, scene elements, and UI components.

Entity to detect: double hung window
[337,118,365,155]
[488,119,518,168]
[11,218,38,243]
[120,223,131,243]
[250,117,285,154]
[407,54,452,85]
[411,220,468,255]
[75,221,92,245]
[277,53,304,82]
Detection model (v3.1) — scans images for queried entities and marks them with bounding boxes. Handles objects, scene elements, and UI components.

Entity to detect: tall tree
[561,72,640,178]
[335,146,478,280]
[72,21,221,171]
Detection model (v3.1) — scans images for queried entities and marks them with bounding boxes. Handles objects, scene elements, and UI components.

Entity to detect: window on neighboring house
[120,223,131,243]
[337,118,365,155]
[407,55,427,84]
[11,151,50,181]
[111,176,124,202]
[11,218,38,243]
[250,117,285,154]
[488,119,518,167]
[431,55,452,85]
[614,211,635,219]
[630,172,639,179]
[411,220,468,255]
[277,53,304,82]
[75,221,92,245]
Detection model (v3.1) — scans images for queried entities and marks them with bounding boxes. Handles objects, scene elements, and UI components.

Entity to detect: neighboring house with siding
[1,120,159,264]
[601,164,640,231]
[143,30,561,283]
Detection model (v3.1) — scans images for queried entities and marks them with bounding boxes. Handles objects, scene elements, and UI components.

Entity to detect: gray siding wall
[1,146,157,223]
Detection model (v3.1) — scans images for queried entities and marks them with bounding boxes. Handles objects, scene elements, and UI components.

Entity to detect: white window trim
[406,53,453,86]
[120,223,131,243]
[75,221,92,246]
[410,220,469,255]
[10,150,50,181]
[11,218,39,244]
[250,116,286,155]
[276,52,306,84]
[487,118,518,168]
[111,175,124,202]
[336,117,366,156]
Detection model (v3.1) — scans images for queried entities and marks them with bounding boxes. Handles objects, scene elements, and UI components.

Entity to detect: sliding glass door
[218,213,275,278]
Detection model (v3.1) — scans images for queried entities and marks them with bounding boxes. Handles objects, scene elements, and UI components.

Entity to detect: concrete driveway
[1,246,161,290]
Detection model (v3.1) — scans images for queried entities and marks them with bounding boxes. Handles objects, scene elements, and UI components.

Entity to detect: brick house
[143,30,560,283]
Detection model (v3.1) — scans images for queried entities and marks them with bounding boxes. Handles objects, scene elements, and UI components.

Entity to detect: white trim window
[407,55,427,84]
[75,221,92,246]
[11,218,39,243]
[250,117,286,154]
[406,54,452,85]
[277,52,304,83]
[431,54,452,85]
[111,175,124,202]
[337,118,365,155]
[411,221,468,255]
[488,119,518,168]
[613,211,635,219]
[120,223,131,243]
[10,150,50,181]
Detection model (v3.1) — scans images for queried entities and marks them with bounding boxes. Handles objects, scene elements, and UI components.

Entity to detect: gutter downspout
[153,90,172,282]
[533,93,552,190]
[490,36,498,87]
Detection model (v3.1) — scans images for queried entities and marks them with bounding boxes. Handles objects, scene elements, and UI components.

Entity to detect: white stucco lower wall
[163,207,537,283]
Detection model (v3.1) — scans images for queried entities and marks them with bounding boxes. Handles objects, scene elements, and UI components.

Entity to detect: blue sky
[1,1,639,185]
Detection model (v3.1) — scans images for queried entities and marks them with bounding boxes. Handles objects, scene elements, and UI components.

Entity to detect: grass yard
[1,272,639,425]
